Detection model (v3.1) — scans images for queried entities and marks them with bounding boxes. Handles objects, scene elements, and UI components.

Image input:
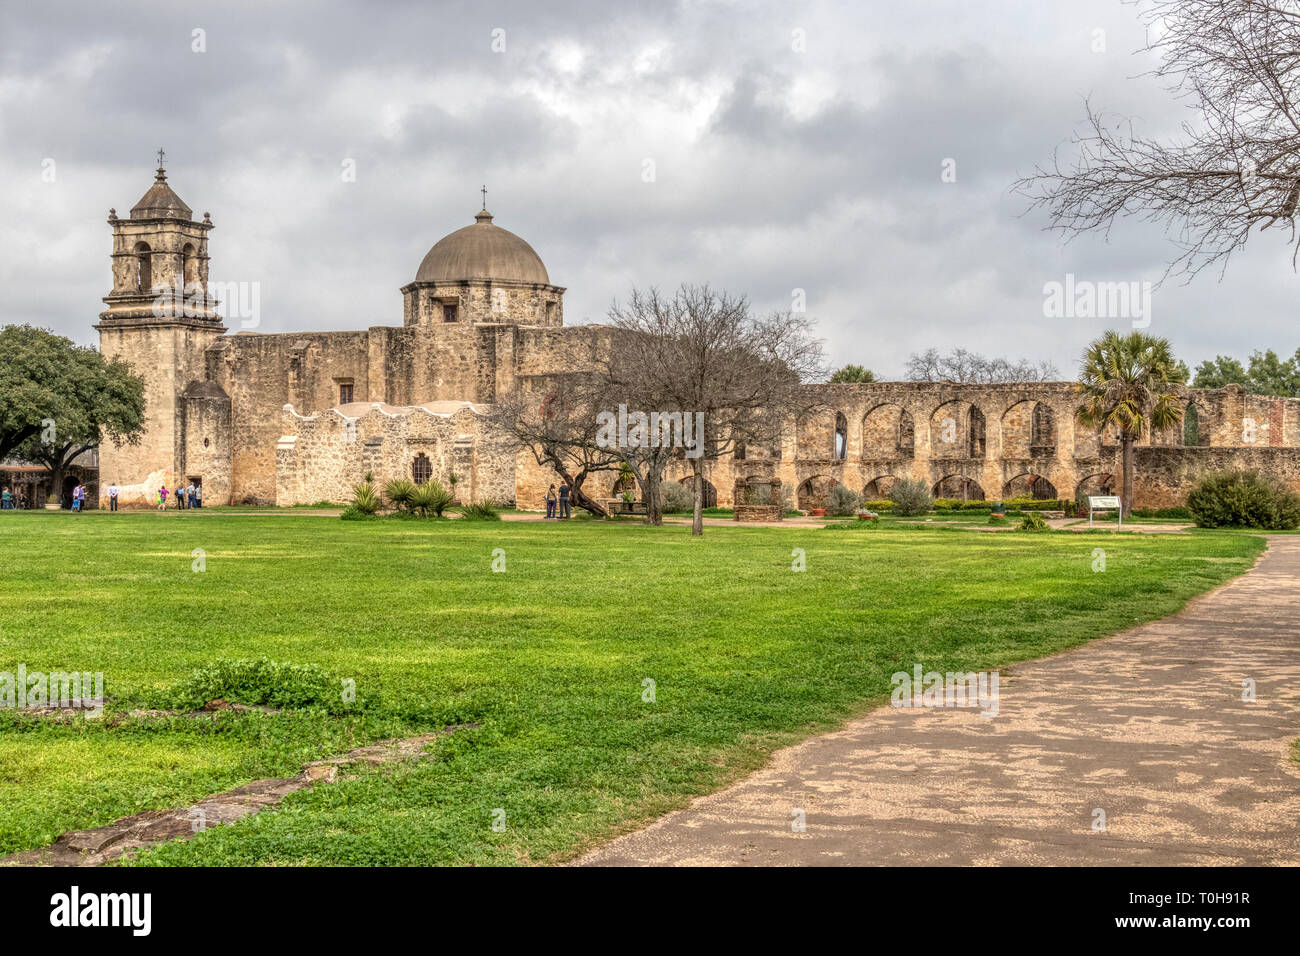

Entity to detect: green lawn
[0,512,1265,865]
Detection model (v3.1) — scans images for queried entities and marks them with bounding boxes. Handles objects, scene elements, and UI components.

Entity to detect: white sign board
[1088,495,1122,528]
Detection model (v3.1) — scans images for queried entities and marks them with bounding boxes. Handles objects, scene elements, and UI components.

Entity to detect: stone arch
[932,474,985,500]
[930,400,985,459]
[1075,472,1116,507]
[1032,403,1056,451]
[181,242,199,289]
[1003,472,1059,500]
[679,475,717,508]
[862,475,898,498]
[1001,400,1055,458]
[833,412,848,460]
[797,475,837,510]
[133,241,152,292]
[610,472,636,496]
[860,404,914,459]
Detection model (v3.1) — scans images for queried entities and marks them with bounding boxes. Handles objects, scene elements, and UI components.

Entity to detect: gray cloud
[2,0,1298,379]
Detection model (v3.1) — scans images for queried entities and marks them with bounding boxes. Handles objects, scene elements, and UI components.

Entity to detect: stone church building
[96,165,1300,512]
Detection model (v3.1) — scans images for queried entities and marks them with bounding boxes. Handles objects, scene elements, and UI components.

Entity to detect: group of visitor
[156,481,201,510]
[544,481,572,519]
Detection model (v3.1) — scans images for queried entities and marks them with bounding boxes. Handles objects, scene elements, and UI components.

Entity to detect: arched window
[896,411,915,458]
[134,242,152,292]
[182,242,198,290]
[1031,404,1055,451]
[1183,402,1200,446]
[967,407,986,458]
[833,412,848,460]
[412,453,432,484]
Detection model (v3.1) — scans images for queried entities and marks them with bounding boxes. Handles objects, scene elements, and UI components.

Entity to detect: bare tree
[606,284,826,536]
[905,347,1058,383]
[485,374,621,517]
[1016,0,1300,280]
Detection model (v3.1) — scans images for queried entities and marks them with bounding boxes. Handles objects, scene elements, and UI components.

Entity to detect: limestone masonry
[95,166,1300,511]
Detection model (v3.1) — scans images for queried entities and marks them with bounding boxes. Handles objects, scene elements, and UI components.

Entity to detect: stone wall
[275,400,517,507]
[645,382,1300,512]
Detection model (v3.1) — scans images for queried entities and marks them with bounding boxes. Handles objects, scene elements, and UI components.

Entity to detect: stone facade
[93,167,1300,512]
[648,382,1300,512]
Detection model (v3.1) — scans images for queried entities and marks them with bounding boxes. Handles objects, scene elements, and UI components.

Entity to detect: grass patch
[0,511,1263,865]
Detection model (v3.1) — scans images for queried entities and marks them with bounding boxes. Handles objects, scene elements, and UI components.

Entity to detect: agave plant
[411,480,453,518]
[384,479,417,512]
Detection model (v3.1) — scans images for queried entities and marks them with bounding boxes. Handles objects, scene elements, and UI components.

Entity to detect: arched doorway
[679,475,717,508]
[932,475,985,501]
[1004,473,1059,500]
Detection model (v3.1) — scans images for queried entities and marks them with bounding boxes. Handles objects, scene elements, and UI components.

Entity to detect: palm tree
[1076,331,1185,518]
[829,363,875,383]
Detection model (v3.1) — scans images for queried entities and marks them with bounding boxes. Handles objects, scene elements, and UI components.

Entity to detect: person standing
[158,486,168,511]
[1,487,9,510]
[558,479,571,519]
[545,484,557,519]
[175,483,185,510]
[186,481,196,509]
[71,484,83,513]
[108,481,119,512]
[194,483,202,509]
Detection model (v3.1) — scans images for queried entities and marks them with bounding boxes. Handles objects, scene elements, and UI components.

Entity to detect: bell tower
[95,154,227,504]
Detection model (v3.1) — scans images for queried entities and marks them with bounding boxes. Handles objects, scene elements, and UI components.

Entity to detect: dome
[414,209,550,284]
[131,166,192,220]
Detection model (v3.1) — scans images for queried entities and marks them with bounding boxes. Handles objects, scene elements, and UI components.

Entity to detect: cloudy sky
[1,0,1296,379]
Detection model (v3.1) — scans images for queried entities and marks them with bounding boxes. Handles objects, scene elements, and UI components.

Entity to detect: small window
[412,453,432,484]
[339,383,354,404]
[734,441,747,461]
[443,303,458,323]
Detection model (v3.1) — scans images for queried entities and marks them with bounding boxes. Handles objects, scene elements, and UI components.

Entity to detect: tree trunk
[1120,435,1135,518]
[690,460,704,536]
[641,467,663,526]
[569,471,608,517]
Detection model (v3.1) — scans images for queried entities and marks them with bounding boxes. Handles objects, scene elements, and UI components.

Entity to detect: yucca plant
[384,479,417,512]
[410,480,453,518]
[350,481,381,515]
[460,500,501,521]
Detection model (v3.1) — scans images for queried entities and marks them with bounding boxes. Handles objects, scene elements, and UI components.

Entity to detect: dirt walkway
[578,536,1300,866]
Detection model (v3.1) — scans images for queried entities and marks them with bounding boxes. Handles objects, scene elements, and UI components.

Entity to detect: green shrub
[384,479,417,512]
[411,480,454,518]
[166,658,356,713]
[460,500,501,521]
[889,478,934,517]
[1186,469,1300,529]
[826,483,861,517]
[1018,512,1050,532]
[340,505,378,521]
[350,481,380,515]
[660,480,693,513]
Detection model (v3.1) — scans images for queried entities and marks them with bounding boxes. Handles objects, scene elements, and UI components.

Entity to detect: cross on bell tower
[480,184,487,210]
